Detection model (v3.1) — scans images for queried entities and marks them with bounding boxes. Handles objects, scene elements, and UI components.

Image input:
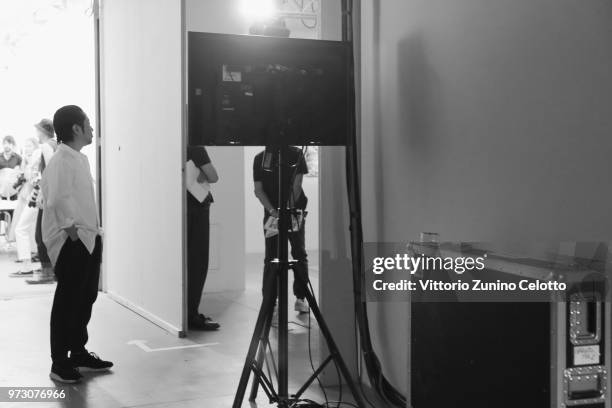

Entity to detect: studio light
[239,0,290,37]
[238,0,277,22]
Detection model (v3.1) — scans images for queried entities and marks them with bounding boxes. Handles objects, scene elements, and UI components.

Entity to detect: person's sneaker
[50,363,82,383]
[26,278,55,284]
[294,298,309,314]
[9,270,35,277]
[270,304,279,328]
[201,314,221,329]
[189,314,220,331]
[26,271,56,284]
[70,351,113,372]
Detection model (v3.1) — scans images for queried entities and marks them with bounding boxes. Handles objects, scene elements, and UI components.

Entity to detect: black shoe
[189,314,220,331]
[71,351,113,372]
[50,363,82,383]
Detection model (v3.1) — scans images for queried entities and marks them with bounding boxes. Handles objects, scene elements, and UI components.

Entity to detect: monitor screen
[188,32,352,146]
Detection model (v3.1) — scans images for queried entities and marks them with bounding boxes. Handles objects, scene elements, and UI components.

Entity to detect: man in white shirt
[43,105,112,383]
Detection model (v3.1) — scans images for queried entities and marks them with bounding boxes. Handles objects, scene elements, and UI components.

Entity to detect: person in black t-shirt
[0,135,22,170]
[253,146,310,314]
[187,146,220,330]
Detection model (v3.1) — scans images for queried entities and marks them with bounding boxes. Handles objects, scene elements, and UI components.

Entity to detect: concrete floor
[0,246,369,408]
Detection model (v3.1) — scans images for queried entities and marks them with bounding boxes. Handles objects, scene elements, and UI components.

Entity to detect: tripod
[233,146,366,408]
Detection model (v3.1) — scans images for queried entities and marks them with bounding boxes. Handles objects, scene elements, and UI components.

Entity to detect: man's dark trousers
[50,236,102,362]
[187,202,210,321]
[262,214,308,300]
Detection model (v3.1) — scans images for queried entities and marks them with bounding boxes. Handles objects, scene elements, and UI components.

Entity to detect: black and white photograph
[0,0,611,407]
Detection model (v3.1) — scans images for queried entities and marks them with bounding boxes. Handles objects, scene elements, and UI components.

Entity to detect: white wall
[201,146,245,292]
[244,147,262,253]
[100,0,184,334]
[360,0,612,394]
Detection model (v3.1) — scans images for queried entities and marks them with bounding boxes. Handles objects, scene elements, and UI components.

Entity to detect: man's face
[3,141,13,153]
[75,116,94,146]
[36,129,47,143]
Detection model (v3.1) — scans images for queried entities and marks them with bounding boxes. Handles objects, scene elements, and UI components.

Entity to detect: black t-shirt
[253,146,308,211]
[0,152,22,170]
[187,146,214,206]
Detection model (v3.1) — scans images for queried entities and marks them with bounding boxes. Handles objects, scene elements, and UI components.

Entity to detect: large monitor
[188,32,352,146]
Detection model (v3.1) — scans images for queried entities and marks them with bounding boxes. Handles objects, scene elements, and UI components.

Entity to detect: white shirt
[41,144,100,267]
[39,142,54,167]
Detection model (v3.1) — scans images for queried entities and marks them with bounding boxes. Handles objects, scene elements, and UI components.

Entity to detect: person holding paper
[186,146,220,330]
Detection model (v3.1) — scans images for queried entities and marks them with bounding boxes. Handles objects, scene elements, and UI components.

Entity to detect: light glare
[239,0,277,21]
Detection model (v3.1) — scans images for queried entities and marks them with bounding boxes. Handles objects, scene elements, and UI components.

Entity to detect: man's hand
[268,209,279,218]
[197,169,207,184]
[64,225,79,241]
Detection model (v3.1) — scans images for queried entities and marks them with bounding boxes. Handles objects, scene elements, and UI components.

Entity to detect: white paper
[574,345,600,366]
[264,216,278,238]
[186,160,210,203]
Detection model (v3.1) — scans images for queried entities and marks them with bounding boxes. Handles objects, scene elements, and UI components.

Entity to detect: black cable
[342,0,406,406]
[324,402,359,408]
[291,399,324,407]
[316,281,342,408]
[290,401,361,408]
[333,353,342,408]
[266,339,277,387]
[354,315,377,408]
[307,280,343,408]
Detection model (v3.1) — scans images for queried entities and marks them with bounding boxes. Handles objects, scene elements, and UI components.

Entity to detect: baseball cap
[34,118,55,138]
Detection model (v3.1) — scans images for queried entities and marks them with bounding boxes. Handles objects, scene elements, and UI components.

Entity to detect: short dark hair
[2,135,16,145]
[53,105,86,143]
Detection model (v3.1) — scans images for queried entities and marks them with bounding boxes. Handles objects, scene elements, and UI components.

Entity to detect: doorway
[0,0,97,299]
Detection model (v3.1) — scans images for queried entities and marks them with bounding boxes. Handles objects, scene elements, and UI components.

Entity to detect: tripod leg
[296,272,367,408]
[233,269,279,408]
[249,307,274,401]
[277,264,289,402]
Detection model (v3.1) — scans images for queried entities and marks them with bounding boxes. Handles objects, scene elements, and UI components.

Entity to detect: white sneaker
[294,298,309,314]
[271,305,279,328]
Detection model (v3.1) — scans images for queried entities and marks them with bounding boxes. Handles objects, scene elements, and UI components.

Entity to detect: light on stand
[238,0,277,22]
[239,0,290,37]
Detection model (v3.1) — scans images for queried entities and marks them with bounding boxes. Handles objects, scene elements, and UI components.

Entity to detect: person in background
[186,145,220,331]
[0,135,22,170]
[10,137,42,277]
[26,119,57,284]
[43,105,111,383]
[253,146,310,315]
[0,135,22,239]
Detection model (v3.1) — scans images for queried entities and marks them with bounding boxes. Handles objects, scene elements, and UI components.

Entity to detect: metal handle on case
[569,294,602,346]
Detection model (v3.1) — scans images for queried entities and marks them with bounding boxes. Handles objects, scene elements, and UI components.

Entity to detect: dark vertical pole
[93,0,102,226]
[277,146,289,402]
